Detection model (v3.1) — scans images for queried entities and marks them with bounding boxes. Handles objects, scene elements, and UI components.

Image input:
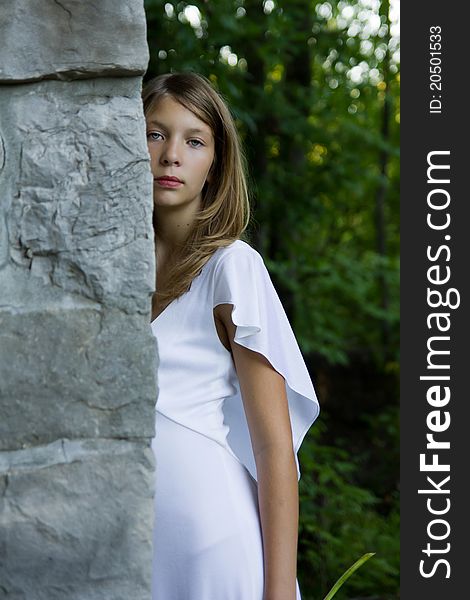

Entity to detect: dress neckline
[150,241,243,326]
[151,297,177,325]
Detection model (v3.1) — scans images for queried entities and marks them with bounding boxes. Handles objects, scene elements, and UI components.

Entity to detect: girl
[143,72,320,600]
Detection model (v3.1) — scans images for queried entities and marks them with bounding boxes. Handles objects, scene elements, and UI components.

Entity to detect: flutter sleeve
[212,242,320,481]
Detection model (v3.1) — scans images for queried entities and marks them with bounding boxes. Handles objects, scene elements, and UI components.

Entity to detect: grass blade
[323,552,376,600]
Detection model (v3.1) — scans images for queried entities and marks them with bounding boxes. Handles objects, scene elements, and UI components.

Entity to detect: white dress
[150,240,320,600]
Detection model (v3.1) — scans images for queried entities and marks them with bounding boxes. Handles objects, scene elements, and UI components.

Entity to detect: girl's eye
[188,139,203,148]
[147,132,163,141]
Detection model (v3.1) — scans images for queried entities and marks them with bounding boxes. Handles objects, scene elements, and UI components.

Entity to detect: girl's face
[146,95,215,212]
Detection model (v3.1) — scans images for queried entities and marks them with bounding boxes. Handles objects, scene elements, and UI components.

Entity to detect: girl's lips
[155,178,183,188]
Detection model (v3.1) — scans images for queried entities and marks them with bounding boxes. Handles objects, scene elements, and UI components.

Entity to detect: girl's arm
[215,303,299,600]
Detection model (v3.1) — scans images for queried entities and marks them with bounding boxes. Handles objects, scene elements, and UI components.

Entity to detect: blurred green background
[143,1,400,598]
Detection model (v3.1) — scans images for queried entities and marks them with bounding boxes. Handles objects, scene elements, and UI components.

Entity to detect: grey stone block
[0,439,155,599]
[0,309,158,451]
[0,78,155,314]
[0,0,149,82]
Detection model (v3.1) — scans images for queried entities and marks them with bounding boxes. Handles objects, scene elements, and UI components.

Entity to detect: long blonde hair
[142,72,250,306]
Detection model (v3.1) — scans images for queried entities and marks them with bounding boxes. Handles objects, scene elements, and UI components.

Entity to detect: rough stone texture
[0,309,157,451]
[0,439,155,600]
[0,1,156,598]
[0,0,149,83]
[0,78,155,313]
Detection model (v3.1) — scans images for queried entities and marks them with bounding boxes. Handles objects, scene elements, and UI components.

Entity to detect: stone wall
[0,2,157,598]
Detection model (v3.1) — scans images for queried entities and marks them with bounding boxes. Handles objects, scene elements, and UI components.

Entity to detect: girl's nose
[160,141,181,166]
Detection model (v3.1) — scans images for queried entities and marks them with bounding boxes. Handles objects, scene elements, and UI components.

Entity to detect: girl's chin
[153,199,186,210]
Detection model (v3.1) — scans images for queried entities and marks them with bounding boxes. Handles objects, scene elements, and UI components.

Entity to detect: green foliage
[143,1,400,598]
[298,422,399,599]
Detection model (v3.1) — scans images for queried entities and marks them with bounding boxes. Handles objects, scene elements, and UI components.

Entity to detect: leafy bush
[298,422,399,599]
